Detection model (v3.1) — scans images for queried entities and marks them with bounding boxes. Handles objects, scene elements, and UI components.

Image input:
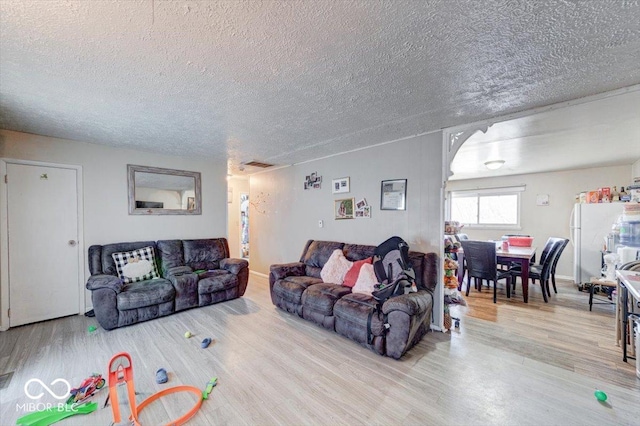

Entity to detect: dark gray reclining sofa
[86,238,248,330]
[270,240,437,359]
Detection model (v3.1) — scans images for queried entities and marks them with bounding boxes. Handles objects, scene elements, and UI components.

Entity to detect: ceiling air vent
[242,160,274,168]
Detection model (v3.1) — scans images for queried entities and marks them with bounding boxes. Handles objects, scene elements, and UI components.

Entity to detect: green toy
[16,401,97,426]
[594,390,607,402]
[87,325,97,333]
[202,377,218,400]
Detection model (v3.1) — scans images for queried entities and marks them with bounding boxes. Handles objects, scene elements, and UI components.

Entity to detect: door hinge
[7,309,9,318]
[4,175,7,184]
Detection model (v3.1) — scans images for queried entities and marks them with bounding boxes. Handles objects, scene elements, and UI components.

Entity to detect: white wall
[0,129,228,327]
[632,158,640,181]
[227,176,250,259]
[250,132,444,326]
[446,164,632,278]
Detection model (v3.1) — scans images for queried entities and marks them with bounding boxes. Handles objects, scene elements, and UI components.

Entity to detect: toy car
[66,373,106,405]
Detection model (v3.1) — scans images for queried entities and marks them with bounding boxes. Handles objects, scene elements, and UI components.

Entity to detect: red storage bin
[508,236,534,247]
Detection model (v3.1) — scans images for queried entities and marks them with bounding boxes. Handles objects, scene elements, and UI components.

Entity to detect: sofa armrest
[220,258,250,297]
[86,274,124,293]
[382,290,434,359]
[382,291,432,316]
[269,262,305,304]
[220,258,249,275]
[269,262,305,282]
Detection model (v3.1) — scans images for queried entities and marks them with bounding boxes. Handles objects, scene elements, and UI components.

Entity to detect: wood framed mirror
[127,165,201,215]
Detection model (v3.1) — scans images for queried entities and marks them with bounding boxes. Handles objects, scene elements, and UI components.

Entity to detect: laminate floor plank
[1,276,638,426]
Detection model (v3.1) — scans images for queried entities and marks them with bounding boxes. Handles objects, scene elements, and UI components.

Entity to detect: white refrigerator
[570,203,623,285]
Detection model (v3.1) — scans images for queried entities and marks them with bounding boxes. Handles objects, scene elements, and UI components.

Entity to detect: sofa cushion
[273,276,322,305]
[112,246,161,284]
[198,269,229,279]
[305,265,322,278]
[334,293,385,336]
[301,240,345,268]
[352,263,378,296]
[320,249,353,285]
[183,239,228,271]
[284,276,324,287]
[117,279,175,310]
[343,244,376,262]
[156,240,185,276]
[198,272,238,294]
[343,257,373,287]
[301,283,351,316]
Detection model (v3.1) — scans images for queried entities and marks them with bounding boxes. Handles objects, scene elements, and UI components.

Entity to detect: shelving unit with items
[443,234,465,330]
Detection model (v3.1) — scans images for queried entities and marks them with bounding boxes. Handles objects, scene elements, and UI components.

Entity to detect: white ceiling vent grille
[242,161,274,168]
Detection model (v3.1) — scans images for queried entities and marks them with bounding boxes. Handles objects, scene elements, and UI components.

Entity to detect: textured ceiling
[451,88,640,180]
[1,0,640,174]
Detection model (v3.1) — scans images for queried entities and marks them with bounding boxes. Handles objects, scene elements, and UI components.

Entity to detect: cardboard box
[600,187,611,203]
[587,191,599,203]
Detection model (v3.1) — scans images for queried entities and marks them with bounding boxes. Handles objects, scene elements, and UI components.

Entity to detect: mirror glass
[128,165,201,215]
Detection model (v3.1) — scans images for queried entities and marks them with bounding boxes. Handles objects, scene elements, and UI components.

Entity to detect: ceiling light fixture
[484,160,505,170]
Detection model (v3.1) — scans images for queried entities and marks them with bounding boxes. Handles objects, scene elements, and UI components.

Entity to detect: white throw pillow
[320,249,353,285]
[352,263,379,296]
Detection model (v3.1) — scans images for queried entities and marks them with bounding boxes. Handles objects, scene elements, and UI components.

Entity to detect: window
[449,186,524,228]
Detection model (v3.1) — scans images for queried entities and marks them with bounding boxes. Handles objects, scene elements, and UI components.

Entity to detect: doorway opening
[240,193,249,259]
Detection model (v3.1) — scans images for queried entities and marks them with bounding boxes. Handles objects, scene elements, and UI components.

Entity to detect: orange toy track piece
[108,352,138,425]
[136,385,203,425]
[107,352,207,426]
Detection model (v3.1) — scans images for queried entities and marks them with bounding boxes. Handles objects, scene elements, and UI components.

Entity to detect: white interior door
[7,163,80,326]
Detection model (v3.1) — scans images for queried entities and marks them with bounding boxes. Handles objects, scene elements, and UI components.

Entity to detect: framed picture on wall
[380,179,407,210]
[334,198,355,219]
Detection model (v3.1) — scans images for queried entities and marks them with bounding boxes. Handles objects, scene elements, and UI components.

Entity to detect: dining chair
[498,234,533,269]
[511,237,555,288]
[547,238,569,296]
[460,240,512,303]
[454,233,469,279]
[511,238,565,303]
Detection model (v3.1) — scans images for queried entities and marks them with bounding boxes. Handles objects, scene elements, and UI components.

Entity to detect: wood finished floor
[0,275,638,426]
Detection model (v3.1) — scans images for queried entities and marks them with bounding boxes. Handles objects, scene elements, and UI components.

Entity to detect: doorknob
[68,240,77,246]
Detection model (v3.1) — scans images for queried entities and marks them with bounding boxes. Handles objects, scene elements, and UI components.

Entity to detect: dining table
[455,243,537,303]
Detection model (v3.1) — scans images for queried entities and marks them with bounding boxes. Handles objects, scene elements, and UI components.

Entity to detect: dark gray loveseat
[87,238,248,330]
[270,240,437,359]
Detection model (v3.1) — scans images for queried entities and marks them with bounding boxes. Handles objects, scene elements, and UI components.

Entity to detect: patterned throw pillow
[320,249,353,285]
[112,246,161,284]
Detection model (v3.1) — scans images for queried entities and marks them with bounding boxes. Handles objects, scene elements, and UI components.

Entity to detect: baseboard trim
[556,274,574,282]
[250,270,268,279]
